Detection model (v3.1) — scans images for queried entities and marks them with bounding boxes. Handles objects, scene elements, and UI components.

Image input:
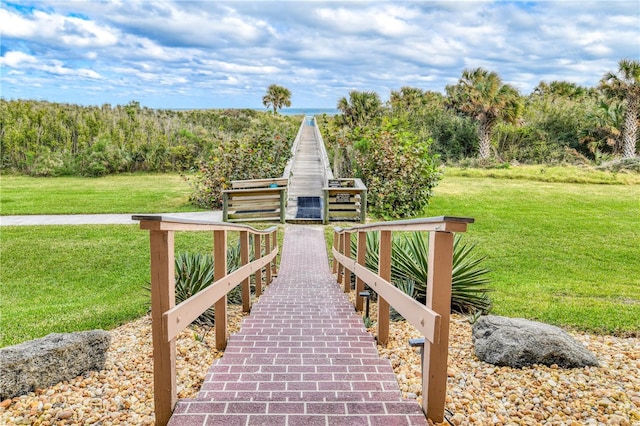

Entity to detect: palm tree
[532,81,593,100]
[389,86,426,111]
[262,84,292,114]
[446,68,523,159]
[600,59,640,159]
[336,90,382,127]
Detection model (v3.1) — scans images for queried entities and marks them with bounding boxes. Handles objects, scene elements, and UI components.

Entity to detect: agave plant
[174,251,216,326]
[351,231,492,314]
[172,241,250,326]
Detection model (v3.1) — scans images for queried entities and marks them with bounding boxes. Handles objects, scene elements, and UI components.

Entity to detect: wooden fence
[133,215,279,426]
[323,178,367,224]
[222,177,288,223]
[331,216,474,423]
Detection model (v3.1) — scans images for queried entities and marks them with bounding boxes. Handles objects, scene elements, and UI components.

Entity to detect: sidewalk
[0,211,223,226]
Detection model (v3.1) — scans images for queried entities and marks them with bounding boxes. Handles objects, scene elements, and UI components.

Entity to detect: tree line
[332,58,639,165]
[321,59,638,218]
[0,100,297,178]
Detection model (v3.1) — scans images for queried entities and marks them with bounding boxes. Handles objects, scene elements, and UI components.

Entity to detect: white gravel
[1,305,638,425]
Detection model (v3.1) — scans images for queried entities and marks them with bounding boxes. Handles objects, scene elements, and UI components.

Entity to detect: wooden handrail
[133,215,279,426]
[332,216,474,424]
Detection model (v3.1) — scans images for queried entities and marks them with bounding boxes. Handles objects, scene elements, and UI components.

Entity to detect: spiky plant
[352,231,492,314]
[174,251,216,326]
[172,242,248,326]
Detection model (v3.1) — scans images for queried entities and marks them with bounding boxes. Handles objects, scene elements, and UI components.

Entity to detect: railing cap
[132,215,278,233]
[334,216,475,234]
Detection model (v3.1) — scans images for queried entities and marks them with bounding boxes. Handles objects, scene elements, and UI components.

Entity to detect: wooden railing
[323,178,367,223]
[222,178,288,223]
[310,116,335,184]
[331,216,474,423]
[133,215,279,426]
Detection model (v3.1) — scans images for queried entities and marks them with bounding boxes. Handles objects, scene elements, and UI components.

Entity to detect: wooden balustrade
[133,215,279,426]
[323,178,367,224]
[222,177,288,223]
[332,216,474,423]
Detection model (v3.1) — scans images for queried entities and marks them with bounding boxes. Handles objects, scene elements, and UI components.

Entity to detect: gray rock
[472,315,598,369]
[0,330,110,399]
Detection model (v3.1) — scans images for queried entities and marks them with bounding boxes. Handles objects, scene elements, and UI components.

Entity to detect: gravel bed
[1,302,638,425]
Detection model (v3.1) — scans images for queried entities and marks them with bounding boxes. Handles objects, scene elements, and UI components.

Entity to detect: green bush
[352,118,441,218]
[354,231,492,314]
[174,252,217,325]
[188,115,297,209]
[173,245,247,326]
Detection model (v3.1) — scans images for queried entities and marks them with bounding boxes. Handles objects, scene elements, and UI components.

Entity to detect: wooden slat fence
[331,216,474,423]
[133,215,279,426]
[323,178,367,224]
[222,177,288,223]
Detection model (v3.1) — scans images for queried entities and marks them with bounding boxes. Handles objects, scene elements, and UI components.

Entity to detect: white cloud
[0,51,38,67]
[0,1,638,108]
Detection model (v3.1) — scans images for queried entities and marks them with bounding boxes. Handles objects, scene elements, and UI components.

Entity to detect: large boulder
[472,315,598,369]
[0,330,110,399]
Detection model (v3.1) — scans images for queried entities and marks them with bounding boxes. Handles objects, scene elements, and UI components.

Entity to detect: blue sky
[1,1,638,109]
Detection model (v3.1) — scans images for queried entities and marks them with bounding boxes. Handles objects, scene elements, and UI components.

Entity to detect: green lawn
[0,225,218,347]
[1,170,638,346]
[424,174,639,335]
[0,174,199,215]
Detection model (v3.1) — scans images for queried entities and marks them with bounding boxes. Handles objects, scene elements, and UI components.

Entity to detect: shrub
[352,118,441,219]
[596,157,640,173]
[188,115,297,209]
[172,244,246,326]
[354,231,492,314]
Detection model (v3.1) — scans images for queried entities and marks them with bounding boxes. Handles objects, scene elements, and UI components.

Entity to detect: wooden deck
[285,118,333,222]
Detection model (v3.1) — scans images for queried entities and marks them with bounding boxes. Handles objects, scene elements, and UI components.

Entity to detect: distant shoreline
[170,107,340,116]
[268,107,340,116]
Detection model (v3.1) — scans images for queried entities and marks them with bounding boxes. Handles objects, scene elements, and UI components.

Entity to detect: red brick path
[168,226,427,426]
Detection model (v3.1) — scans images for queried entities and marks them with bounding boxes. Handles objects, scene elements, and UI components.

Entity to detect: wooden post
[222,192,229,222]
[265,232,272,285]
[271,229,278,276]
[254,233,262,297]
[360,190,367,223]
[336,233,345,283]
[214,230,228,350]
[355,231,366,312]
[423,231,454,423]
[149,230,176,426]
[240,231,250,313]
[323,189,329,224]
[332,231,339,274]
[377,230,391,346]
[342,232,352,293]
[279,189,286,224]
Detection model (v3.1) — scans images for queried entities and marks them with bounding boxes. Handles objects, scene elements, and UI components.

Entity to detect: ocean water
[275,107,339,116]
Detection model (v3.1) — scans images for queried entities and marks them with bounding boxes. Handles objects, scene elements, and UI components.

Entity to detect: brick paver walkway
[168,226,427,426]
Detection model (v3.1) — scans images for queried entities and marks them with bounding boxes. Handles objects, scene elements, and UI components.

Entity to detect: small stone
[56,410,72,420]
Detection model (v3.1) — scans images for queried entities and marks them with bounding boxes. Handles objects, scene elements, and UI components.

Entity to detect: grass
[0,173,199,215]
[2,167,638,346]
[0,221,284,347]
[445,164,640,185]
[423,173,640,335]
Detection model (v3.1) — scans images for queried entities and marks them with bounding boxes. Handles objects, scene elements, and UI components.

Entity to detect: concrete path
[0,211,222,226]
[168,226,427,426]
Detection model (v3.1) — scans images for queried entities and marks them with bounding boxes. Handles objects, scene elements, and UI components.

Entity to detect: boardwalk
[286,121,330,221]
[168,226,427,426]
